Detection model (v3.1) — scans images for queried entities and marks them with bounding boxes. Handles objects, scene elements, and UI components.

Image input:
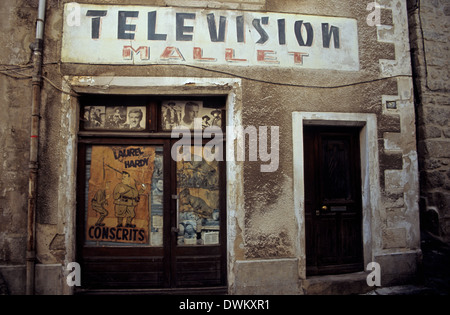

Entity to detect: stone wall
[0,0,35,295]
[408,0,450,243]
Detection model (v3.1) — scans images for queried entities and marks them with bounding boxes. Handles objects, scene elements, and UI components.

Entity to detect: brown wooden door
[77,139,226,291]
[76,139,172,290]
[304,126,364,276]
[169,139,227,288]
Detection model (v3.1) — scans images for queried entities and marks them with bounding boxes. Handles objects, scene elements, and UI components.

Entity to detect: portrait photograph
[95,106,147,130]
[83,105,106,129]
[161,100,222,131]
[125,106,146,130]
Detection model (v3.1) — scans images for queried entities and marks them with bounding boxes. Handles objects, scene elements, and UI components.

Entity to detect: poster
[176,146,220,246]
[85,145,163,246]
[161,100,222,131]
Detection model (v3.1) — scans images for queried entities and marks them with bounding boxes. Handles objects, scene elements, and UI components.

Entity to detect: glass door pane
[175,145,221,246]
[84,145,164,247]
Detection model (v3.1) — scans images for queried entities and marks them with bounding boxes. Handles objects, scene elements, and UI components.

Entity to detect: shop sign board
[62,4,359,71]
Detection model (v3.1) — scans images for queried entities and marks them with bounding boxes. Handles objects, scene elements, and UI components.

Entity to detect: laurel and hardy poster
[86,145,163,246]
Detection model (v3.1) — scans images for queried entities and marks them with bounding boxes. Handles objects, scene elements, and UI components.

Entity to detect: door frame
[76,137,228,290]
[168,138,228,288]
[60,76,244,294]
[292,112,381,279]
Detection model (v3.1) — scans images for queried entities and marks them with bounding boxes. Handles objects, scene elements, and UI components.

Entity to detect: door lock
[316,205,328,216]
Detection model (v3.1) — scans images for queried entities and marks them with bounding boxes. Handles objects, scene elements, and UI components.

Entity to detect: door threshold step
[75,286,228,295]
[301,271,372,295]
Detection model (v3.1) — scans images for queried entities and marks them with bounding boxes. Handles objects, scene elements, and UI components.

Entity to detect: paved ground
[366,231,450,295]
[419,231,450,294]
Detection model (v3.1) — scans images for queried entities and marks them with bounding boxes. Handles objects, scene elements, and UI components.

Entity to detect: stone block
[233,258,299,294]
[382,228,407,249]
[431,191,450,216]
[384,132,402,151]
[301,272,372,295]
[0,265,25,295]
[423,106,450,126]
[375,251,420,286]
[386,208,406,228]
[419,125,442,139]
[422,140,450,158]
[384,169,404,194]
[35,264,63,295]
[421,170,446,189]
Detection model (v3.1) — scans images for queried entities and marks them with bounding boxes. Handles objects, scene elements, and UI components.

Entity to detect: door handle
[316,205,328,216]
[172,194,180,234]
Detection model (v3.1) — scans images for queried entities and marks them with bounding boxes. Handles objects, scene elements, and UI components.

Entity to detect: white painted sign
[62,4,359,71]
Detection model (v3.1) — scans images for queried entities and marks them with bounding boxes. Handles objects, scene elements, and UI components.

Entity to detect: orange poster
[86,145,156,245]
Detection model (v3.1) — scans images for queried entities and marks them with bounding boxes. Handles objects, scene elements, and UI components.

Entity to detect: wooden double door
[303,126,364,276]
[76,138,227,292]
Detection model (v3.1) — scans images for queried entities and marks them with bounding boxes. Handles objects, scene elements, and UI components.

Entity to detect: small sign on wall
[62,4,359,71]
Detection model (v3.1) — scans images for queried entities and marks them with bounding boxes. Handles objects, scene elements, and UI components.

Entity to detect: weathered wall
[408,0,450,244]
[0,0,35,295]
[0,0,422,294]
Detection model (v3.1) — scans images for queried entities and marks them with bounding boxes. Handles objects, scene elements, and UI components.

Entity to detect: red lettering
[160,46,185,61]
[193,47,216,61]
[225,48,247,62]
[257,50,278,63]
[289,52,309,65]
[123,46,149,60]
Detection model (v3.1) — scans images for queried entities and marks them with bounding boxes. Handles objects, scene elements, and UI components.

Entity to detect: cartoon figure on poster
[91,189,108,226]
[113,170,144,228]
[86,146,156,245]
[176,148,220,245]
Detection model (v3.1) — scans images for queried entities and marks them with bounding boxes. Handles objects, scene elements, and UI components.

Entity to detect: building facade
[407,0,450,244]
[0,0,425,294]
